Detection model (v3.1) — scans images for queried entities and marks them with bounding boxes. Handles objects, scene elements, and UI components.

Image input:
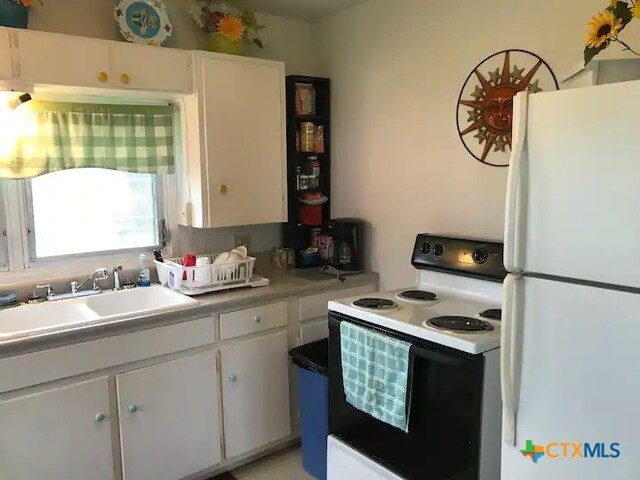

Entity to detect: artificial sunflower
[585,10,623,48]
[633,4,640,17]
[217,16,246,43]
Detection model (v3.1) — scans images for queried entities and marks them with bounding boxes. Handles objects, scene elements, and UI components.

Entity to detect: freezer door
[505,81,640,288]
[501,275,640,480]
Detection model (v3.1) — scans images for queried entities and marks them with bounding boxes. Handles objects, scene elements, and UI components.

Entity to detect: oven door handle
[412,345,473,367]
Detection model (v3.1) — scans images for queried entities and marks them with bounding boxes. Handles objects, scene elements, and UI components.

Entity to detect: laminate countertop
[0,268,379,357]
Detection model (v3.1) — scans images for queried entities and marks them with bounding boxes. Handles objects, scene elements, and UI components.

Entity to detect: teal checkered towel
[340,321,412,432]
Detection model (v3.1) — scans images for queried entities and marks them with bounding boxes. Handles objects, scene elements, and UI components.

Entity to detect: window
[26,169,164,261]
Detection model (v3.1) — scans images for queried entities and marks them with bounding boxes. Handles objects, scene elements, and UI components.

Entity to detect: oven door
[329,312,486,480]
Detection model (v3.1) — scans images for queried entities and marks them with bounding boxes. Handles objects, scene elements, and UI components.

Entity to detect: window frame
[0,183,8,272]
[20,171,169,269]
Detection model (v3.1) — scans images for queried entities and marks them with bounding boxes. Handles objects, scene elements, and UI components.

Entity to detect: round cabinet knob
[94,413,106,423]
[229,374,237,382]
[128,404,138,414]
[433,244,445,256]
[254,316,262,323]
[420,242,430,254]
[97,71,109,83]
[218,184,228,195]
[472,248,489,264]
[120,73,131,85]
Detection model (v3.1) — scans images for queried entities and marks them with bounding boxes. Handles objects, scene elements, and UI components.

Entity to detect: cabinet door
[221,331,291,458]
[300,318,329,344]
[117,351,222,480]
[111,42,191,92]
[17,30,109,87]
[201,55,287,227]
[0,377,114,480]
[0,28,12,80]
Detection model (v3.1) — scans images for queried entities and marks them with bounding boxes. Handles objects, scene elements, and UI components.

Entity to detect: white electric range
[327,234,505,480]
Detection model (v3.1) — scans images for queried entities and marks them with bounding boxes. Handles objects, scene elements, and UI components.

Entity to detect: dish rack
[156,254,267,295]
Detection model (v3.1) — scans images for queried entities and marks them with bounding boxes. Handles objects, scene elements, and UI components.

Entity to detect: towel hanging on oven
[340,321,413,432]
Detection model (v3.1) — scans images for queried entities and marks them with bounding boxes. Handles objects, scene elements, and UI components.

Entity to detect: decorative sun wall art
[456,50,559,167]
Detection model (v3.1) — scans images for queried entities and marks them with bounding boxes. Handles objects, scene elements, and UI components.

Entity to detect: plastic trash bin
[289,338,329,480]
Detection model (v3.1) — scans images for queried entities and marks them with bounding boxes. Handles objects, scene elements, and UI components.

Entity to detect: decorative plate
[115,0,173,46]
[456,50,558,167]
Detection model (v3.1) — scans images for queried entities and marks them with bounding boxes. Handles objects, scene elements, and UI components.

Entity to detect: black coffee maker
[327,218,364,274]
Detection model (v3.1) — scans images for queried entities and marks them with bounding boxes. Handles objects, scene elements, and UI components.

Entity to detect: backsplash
[176,223,282,257]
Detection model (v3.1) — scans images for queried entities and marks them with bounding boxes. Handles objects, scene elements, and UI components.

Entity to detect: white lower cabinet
[117,351,222,480]
[220,330,291,458]
[0,377,114,480]
[300,318,329,345]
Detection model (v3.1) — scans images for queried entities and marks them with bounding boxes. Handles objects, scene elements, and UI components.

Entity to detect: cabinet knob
[94,413,106,423]
[98,71,109,83]
[120,73,131,85]
[254,316,262,323]
[128,404,138,413]
[218,184,228,195]
[228,374,237,382]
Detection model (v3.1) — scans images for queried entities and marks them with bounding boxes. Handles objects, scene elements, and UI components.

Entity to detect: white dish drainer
[155,254,268,295]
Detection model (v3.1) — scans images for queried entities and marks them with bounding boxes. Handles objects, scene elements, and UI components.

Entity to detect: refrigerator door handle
[501,274,522,446]
[504,92,529,272]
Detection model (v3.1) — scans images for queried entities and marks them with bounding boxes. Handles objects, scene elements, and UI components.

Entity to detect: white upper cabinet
[0,377,114,480]
[13,28,190,92]
[110,42,190,92]
[183,53,287,228]
[0,28,13,80]
[220,331,291,458]
[117,351,222,480]
[17,29,110,88]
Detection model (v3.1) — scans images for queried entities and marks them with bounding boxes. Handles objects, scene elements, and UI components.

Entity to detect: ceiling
[226,0,368,21]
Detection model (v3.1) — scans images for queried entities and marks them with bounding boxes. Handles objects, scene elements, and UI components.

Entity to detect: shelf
[295,115,328,122]
[297,188,325,194]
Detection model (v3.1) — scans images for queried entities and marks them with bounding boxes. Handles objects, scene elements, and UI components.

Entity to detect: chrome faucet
[113,265,123,291]
[37,268,109,302]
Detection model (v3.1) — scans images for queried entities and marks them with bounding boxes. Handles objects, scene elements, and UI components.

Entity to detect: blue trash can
[290,339,329,480]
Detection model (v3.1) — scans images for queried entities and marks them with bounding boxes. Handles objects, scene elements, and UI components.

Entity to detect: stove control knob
[433,244,445,256]
[472,248,488,264]
[420,242,430,254]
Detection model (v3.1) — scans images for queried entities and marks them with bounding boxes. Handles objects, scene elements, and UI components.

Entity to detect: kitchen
[0,0,639,479]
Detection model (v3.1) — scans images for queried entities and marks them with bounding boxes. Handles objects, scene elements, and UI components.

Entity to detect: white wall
[314,0,622,288]
[28,0,318,256]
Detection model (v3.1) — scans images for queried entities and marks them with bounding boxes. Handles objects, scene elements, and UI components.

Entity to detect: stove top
[426,316,494,333]
[479,308,502,320]
[396,290,438,302]
[330,285,502,354]
[352,298,398,310]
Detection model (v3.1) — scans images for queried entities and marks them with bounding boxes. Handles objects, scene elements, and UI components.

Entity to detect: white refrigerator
[501,81,640,479]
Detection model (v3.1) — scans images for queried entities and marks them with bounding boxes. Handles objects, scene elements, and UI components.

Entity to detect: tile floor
[211,448,315,480]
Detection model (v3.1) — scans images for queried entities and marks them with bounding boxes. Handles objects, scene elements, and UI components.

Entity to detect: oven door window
[329,314,485,480]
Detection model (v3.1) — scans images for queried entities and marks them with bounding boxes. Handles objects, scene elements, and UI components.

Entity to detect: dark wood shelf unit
[283,75,331,268]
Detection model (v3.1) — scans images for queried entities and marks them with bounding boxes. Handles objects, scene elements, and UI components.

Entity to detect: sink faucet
[71,268,109,294]
[37,268,109,302]
[113,265,123,291]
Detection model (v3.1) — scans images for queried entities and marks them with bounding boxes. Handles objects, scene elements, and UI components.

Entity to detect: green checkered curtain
[0,102,175,178]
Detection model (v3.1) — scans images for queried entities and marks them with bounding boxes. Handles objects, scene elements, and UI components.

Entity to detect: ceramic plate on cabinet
[115,0,173,46]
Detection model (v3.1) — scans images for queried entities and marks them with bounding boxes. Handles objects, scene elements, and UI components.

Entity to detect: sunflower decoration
[218,16,245,42]
[190,1,265,54]
[585,11,622,49]
[584,1,640,65]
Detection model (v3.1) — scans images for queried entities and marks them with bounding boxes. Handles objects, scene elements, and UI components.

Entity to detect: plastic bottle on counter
[138,253,151,287]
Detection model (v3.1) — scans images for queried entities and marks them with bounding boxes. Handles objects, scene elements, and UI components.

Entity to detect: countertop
[0,268,378,357]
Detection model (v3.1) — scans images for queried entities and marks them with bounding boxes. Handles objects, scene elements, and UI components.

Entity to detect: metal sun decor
[456,50,558,167]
